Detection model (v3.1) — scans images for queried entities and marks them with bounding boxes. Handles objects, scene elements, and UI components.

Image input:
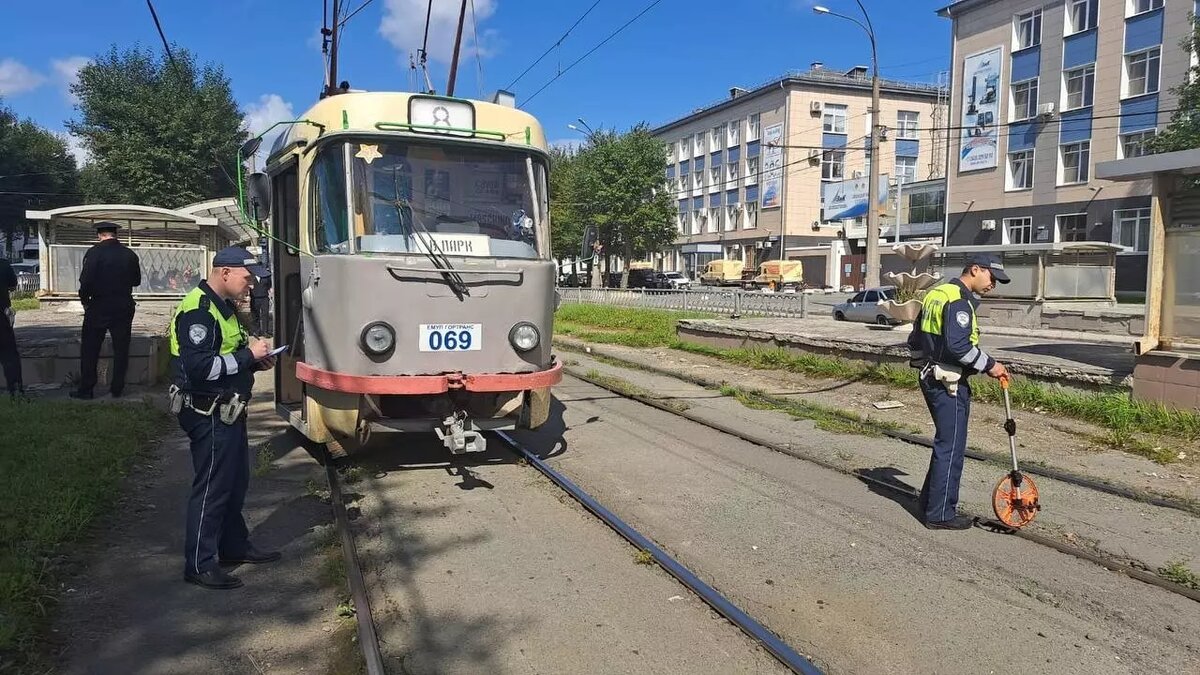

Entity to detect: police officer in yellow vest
[907,253,1010,530]
[168,246,278,589]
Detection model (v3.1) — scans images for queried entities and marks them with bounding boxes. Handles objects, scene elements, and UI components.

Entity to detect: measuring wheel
[992,470,1040,528]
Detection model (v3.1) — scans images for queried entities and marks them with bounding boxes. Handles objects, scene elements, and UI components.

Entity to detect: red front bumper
[295,360,563,395]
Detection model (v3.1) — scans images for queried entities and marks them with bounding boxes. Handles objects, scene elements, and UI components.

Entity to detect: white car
[654,271,692,289]
[832,286,900,326]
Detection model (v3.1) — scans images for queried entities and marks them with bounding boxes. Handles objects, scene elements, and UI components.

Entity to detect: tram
[240,91,561,456]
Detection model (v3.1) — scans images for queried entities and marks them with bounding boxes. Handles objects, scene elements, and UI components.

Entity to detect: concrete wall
[1133,352,1200,411]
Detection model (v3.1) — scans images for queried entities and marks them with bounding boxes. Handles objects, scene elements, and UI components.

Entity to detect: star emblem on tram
[355,144,383,163]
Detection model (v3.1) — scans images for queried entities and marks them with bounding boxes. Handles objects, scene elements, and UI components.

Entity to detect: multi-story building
[652,65,947,285]
[938,0,1199,294]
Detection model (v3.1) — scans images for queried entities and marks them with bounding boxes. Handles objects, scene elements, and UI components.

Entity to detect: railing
[558,286,810,319]
[15,274,38,294]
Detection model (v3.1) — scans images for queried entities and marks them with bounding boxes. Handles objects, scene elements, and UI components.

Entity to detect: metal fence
[15,274,38,294]
[558,287,810,318]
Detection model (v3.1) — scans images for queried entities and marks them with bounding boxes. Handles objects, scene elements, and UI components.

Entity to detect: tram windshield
[310,140,548,259]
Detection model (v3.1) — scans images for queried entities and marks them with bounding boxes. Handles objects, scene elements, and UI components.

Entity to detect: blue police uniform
[169,247,278,589]
[907,254,1009,526]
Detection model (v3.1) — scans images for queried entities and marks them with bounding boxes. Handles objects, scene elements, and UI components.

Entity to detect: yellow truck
[746,260,804,292]
[699,259,745,286]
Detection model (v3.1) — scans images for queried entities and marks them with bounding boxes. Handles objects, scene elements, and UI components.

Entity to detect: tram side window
[311,147,350,252]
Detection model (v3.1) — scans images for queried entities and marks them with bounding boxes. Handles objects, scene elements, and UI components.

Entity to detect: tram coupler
[436,412,485,454]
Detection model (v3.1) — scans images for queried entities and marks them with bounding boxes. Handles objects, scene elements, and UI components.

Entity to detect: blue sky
[1,0,952,163]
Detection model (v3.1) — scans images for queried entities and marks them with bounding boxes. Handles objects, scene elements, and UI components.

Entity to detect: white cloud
[53,131,90,167]
[52,56,90,103]
[0,59,46,96]
[242,94,295,163]
[379,0,498,64]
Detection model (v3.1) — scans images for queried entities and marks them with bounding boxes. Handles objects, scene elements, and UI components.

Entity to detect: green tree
[568,125,675,288]
[67,46,247,208]
[1149,14,1200,153]
[0,102,80,256]
[548,146,585,262]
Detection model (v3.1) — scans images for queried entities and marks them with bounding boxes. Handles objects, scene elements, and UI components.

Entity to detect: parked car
[653,271,691,289]
[832,286,899,326]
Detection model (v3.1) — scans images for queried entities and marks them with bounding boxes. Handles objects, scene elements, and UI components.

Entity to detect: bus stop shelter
[1096,148,1200,409]
[25,200,255,304]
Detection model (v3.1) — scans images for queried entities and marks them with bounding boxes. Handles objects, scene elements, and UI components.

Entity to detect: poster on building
[820,176,890,221]
[761,123,783,209]
[958,46,1001,172]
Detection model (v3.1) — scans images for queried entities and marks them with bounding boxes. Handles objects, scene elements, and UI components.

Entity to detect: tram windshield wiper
[379,169,470,299]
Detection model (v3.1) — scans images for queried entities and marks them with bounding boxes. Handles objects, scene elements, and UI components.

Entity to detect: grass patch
[10,297,37,312]
[252,442,274,477]
[556,304,1200,447]
[633,550,654,565]
[317,541,347,589]
[0,398,171,672]
[1157,560,1200,590]
[339,466,364,486]
[721,384,895,437]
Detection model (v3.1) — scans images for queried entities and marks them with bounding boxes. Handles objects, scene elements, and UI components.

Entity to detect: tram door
[271,164,304,406]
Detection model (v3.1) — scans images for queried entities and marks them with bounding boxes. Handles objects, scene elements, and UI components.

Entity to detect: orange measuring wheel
[992,470,1041,528]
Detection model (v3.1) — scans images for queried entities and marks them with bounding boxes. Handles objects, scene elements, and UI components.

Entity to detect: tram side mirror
[246,172,272,222]
[240,136,263,160]
[581,225,598,260]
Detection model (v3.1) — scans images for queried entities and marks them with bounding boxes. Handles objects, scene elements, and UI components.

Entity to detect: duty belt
[168,384,246,424]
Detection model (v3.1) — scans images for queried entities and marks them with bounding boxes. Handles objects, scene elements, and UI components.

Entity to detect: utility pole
[325,0,342,97]
[865,54,882,289]
[446,0,468,97]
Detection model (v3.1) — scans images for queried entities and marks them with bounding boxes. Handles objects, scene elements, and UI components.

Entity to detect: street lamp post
[815,2,882,289]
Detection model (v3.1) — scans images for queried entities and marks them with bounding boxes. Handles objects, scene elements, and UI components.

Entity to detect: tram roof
[266,91,548,163]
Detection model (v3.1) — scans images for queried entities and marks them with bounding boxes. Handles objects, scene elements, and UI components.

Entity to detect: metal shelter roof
[25,203,219,229]
[177,198,260,245]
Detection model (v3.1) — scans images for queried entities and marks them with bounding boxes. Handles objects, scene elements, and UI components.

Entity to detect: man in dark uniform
[907,253,1010,530]
[169,246,278,590]
[248,241,272,337]
[0,258,23,398]
[71,221,142,399]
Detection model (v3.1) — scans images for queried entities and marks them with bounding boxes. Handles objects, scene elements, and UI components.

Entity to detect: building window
[708,207,721,233]
[1066,0,1096,35]
[710,167,721,190]
[1007,150,1035,190]
[1060,141,1090,184]
[1057,213,1089,242]
[1011,78,1039,121]
[1121,129,1157,158]
[1064,64,1095,110]
[711,125,724,152]
[747,114,760,141]
[677,211,686,234]
[744,201,758,229]
[823,104,848,134]
[725,205,738,232]
[1124,48,1161,98]
[895,156,917,184]
[726,162,739,183]
[746,157,759,184]
[821,150,845,181]
[897,111,919,139]
[728,122,740,146]
[1014,8,1042,50]
[679,139,689,156]
[1113,208,1151,251]
[694,133,705,156]
[678,175,688,192]
[666,144,674,162]
[1004,217,1033,245]
[1127,0,1163,17]
[694,172,705,191]
[692,210,703,235]
[907,189,945,224]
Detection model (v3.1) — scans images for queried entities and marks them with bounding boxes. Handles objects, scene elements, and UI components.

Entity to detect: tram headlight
[361,322,395,355]
[509,322,540,352]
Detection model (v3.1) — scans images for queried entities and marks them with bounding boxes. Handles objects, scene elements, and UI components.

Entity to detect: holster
[167,384,184,415]
[932,363,963,397]
[219,393,246,425]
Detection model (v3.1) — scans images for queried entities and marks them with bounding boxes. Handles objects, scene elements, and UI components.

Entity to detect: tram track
[560,363,1200,605]
[324,432,825,675]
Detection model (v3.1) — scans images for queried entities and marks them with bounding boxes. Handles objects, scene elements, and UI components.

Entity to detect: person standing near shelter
[907,253,1010,530]
[0,258,23,398]
[168,246,279,590]
[248,240,272,337]
[71,222,141,399]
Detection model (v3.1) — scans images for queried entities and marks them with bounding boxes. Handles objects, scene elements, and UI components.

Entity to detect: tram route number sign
[419,323,482,352]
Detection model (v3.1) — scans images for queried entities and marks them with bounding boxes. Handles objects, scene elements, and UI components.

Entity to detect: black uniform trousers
[78,300,134,396]
[179,406,252,575]
[918,373,973,523]
[0,312,22,393]
[249,296,271,337]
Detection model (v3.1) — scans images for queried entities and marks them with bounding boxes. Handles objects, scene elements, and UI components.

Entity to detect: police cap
[94,221,121,233]
[965,253,1011,284]
[212,246,269,278]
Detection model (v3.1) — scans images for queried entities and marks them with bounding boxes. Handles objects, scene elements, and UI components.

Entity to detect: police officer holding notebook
[907,253,1011,530]
[168,246,280,590]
